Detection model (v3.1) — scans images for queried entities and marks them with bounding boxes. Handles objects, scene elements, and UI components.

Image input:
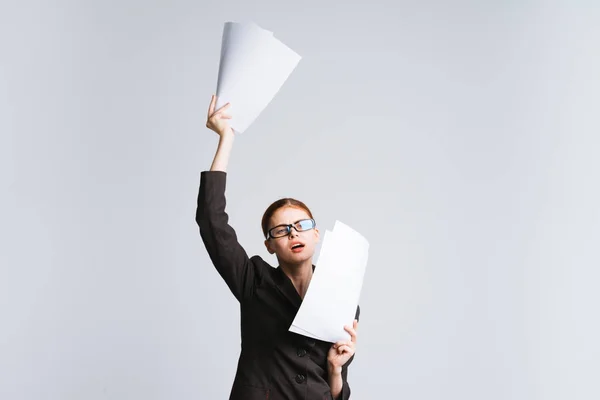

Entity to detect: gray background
[1,1,599,399]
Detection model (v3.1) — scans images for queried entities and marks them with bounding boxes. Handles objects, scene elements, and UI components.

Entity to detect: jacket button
[297,348,307,357]
[295,374,306,384]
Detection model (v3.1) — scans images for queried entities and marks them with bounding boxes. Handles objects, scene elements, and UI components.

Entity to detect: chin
[298,253,315,263]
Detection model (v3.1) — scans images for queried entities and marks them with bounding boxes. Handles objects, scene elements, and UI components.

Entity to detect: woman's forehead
[270,206,311,224]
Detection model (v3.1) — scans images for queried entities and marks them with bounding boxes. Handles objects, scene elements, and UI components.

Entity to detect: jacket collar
[274,264,315,309]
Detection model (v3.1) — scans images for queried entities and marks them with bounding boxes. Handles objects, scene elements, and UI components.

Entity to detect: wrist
[218,128,235,140]
[327,362,342,377]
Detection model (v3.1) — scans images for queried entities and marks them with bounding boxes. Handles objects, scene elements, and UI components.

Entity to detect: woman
[196,95,360,400]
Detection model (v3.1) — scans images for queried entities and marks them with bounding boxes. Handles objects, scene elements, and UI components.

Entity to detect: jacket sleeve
[195,170,256,302]
[336,305,361,400]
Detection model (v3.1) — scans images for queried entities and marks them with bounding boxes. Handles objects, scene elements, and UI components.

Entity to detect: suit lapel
[273,265,317,310]
[274,266,303,309]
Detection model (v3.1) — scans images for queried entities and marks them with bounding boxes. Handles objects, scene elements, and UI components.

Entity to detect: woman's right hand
[206,94,233,137]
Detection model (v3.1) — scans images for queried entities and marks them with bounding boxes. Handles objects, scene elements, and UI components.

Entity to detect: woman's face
[264,206,320,265]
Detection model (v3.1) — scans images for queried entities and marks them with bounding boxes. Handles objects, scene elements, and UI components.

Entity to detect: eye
[296,219,313,230]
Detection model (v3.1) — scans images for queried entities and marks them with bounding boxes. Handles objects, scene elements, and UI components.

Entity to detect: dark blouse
[196,171,359,400]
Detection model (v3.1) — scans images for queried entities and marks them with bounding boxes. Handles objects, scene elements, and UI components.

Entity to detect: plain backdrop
[1,1,599,399]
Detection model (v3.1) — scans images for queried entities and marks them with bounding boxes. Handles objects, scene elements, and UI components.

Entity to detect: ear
[314,227,320,242]
[264,239,275,254]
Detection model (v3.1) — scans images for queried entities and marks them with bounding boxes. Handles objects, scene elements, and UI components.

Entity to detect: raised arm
[196,95,256,302]
[206,94,234,172]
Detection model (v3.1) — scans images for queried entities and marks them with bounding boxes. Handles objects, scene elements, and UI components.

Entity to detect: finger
[217,111,232,119]
[214,102,231,114]
[336,340,353,351]
[337,344,353,354]
[344,325,358,343]
[208,95,216,118]
[212,112,232,122]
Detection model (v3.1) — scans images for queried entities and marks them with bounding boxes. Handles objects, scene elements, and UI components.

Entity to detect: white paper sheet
[289,221,369,343]
[214,21,301,134]
[288,325,329,342]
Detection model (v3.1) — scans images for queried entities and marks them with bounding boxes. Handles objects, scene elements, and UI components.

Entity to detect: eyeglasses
[267,219,316,239]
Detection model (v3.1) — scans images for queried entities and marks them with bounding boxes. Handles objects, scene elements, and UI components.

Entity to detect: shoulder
[249,255,276,279]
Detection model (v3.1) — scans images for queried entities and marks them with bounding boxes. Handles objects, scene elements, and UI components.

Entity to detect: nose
[288,227,299,238]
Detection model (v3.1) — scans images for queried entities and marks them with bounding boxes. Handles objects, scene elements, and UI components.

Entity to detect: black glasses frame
[266,218,316,239]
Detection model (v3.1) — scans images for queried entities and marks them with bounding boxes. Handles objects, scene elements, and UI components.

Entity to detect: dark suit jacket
[196,171,360,400]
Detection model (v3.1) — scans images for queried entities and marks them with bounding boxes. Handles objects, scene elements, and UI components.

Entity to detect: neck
[280,259,314,299]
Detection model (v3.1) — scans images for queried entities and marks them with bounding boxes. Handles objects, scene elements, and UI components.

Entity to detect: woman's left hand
[327,319,358,373]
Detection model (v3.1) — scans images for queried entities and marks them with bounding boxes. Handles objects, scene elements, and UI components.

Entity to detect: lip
[290,241,305,251]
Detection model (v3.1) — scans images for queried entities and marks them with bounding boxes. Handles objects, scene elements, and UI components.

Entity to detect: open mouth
[291,243,305,252]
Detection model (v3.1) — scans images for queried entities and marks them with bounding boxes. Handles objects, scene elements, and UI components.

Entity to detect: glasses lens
[270,225,290,238]
[296,219,315,231]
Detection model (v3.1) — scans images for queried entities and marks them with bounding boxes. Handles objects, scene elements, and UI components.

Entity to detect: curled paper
[289,221,369,343]
[214,22,302,134]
